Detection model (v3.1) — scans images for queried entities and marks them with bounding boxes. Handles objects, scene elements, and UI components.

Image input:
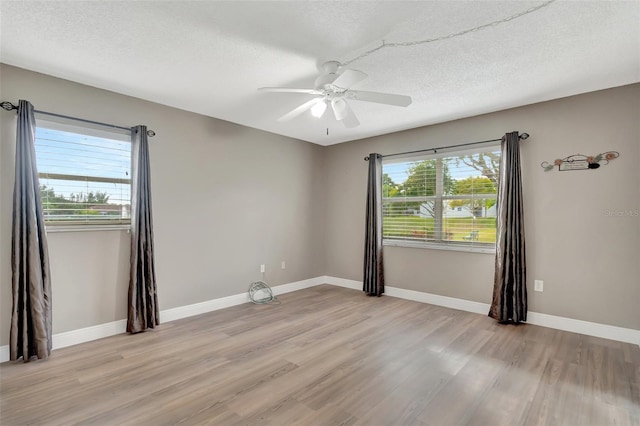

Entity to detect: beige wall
[0,64,327,345]
[1,64,638,349]
[324,84,640,330]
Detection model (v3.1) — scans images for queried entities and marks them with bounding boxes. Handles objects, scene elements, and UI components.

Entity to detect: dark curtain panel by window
[10,100,53,361]
[489,131,527,323]
[363,153,384,296]
[127,125,159,333]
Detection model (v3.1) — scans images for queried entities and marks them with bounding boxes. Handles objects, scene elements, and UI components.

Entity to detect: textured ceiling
[1,1,638,146]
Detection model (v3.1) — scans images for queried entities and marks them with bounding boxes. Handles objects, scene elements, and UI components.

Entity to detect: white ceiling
[1,1,638,146]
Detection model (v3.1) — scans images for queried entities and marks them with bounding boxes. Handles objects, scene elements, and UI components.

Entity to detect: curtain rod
[0,101,156,137]
[364,132,529,161]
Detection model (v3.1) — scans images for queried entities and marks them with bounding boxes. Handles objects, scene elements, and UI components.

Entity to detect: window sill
[45,224,131,233]
[383,239,495,254]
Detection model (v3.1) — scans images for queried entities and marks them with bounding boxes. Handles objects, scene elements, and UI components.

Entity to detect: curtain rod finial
[520,133,529,140]
[1,101,18,111]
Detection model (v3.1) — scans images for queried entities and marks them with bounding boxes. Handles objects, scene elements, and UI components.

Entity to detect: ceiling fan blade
[331,98,348,121]
[277,97,325,122]
[259,87,323,95]
[332,69,368,89]
[340,101,360,128]
[349,90,412,107]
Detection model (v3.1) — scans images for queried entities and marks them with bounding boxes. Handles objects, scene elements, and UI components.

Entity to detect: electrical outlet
[260,264,265,273]
[534,280,544,292]
[281,261,286,269]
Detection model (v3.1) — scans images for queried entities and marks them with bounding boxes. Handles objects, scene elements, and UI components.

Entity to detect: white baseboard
[0,345,8,363]
[323,276,640,346]
[0,277,322,363]
[384,286,490,315]
[320,275,361,290]
[272,276,327,296]
[160,293,249,323]
[2,275,638,363]
[525,312,640,346]
[160,276,325,323]
[0,319,129,364]
[53,319,127,350]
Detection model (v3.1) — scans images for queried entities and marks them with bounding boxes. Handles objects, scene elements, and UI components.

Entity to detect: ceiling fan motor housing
[314,73,338,91]
[315,61,345,91]
[322,61,341,74]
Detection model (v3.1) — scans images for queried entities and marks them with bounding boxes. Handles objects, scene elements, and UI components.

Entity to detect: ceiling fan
[259,61,412,128]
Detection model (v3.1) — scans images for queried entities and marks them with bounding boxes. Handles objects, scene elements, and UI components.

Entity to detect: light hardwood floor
[1,285,639,425]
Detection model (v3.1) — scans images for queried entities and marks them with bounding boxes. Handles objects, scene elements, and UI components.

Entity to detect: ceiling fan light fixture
[331,98,347,120]
[310,100,327,118]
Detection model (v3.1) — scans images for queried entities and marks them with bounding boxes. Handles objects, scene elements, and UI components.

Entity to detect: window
[34,116,132,228]
[382,145,501,251]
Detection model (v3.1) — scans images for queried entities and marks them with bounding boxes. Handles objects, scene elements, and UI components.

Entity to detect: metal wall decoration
[541,151,619,172]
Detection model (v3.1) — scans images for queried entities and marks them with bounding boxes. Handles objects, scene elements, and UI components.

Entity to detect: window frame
[34,115,133,231]
[381,144,501,254]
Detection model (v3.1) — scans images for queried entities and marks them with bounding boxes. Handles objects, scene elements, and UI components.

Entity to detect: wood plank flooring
[1,285,638,425]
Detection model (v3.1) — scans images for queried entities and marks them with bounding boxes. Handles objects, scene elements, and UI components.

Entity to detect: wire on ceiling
[341,0,557,66]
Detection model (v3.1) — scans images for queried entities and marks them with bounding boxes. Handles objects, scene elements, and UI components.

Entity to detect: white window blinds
[382,145,501,251]
[34,117,132,226]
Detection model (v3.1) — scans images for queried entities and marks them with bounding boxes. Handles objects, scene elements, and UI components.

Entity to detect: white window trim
[45,224,131,233]
[383,239,496,254]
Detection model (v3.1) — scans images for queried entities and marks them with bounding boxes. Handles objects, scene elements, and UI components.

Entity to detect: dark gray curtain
[363,153,384,296]
[10,100,53,361]
[489,131,527,323]
[127,125,159,333]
